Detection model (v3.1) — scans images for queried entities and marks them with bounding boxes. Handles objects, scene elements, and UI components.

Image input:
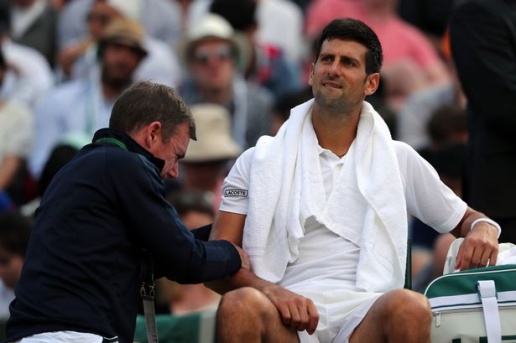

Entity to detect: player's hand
[455,222,499,270]
[263,284,319,335]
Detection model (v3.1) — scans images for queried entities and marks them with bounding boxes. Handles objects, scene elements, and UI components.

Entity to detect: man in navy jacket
[5,81,248,343]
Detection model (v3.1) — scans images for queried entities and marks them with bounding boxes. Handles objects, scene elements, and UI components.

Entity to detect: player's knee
[390,289,431,324]
[217,287,273,322]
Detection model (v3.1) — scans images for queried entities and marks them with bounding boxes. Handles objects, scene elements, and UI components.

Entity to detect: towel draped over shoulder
[243,99,408,292]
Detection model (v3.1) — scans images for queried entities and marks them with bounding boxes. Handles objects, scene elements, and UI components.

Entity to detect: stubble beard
[101,66,134,91]
[314,90,354,116]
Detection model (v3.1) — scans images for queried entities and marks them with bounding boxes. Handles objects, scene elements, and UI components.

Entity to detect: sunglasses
[192,45,233,65]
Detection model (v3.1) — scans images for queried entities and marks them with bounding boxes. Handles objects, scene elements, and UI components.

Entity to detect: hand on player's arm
[206,211,319,334]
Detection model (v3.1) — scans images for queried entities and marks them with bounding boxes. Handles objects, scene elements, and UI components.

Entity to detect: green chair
[133,308,216,343]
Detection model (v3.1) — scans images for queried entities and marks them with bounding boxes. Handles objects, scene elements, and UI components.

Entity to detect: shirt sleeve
[109,150,241,283]
[395,141,467,233]
[219,148,255,215]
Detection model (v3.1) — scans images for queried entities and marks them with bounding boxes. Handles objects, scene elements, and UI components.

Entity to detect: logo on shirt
[224,189,248,197]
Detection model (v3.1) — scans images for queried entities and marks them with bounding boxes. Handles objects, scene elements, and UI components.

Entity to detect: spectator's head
[427,142,466,197]
[182,14,239,93]
[109,81,196,179]
[97,18,147,88]
[39,132,91,196]
[166,189,215,230]
[87,0,123,39]
[0,211,32,289]
[86,0,141,40]
[313,18,383,75]
[427,104,468,148]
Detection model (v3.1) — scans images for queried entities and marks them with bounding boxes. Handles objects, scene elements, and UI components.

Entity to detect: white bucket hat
[184,103,242,162]
[178,13,249,69]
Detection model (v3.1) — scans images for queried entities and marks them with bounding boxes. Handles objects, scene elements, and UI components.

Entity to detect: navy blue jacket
[6,129,241,342]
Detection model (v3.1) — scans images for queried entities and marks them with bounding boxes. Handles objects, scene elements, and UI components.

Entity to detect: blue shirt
[29,71,114,178]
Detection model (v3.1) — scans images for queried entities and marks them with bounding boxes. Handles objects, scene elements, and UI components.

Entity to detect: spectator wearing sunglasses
[210,0,303,100]
[179,13,273,149]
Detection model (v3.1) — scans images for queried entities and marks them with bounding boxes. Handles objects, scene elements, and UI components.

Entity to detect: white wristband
[470,218,501,239]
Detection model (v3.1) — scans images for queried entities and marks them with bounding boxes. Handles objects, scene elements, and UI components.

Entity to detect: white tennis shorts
[292,286,382,343]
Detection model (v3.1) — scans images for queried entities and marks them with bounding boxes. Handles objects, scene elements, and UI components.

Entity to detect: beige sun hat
[183,103,242,162]
[97,17,148,58]
[178,13,249,70]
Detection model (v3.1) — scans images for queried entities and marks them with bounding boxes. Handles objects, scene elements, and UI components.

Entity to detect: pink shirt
[305,0,365,38]
[365,16,440,69]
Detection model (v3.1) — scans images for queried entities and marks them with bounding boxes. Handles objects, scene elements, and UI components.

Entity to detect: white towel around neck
[243,99,408,292]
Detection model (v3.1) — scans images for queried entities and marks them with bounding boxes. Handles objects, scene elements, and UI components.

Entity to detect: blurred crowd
[0,0,472,321]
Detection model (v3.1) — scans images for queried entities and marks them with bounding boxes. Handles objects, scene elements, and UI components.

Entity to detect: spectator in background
[0,1,53,109]
[0,211,32,320]
[47,0,70,11]
[174,0,305,66]
[9,0,59,68]
[180,103,242,212]
[57,0,120,78]
[0,47,33,208]
[179,13,273,149]
[254,0,305,66]
[19,132,90,218]
[209,0,303,100]
[57,0,181,87]
[29,18,147,179]
[57,0,182,49]
[167,189,215,230]
[450,0,516,243]
[417,104,469,162]
[397,30,467,150]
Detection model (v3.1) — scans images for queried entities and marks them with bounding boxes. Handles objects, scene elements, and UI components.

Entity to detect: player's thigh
[349,289,430,342]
